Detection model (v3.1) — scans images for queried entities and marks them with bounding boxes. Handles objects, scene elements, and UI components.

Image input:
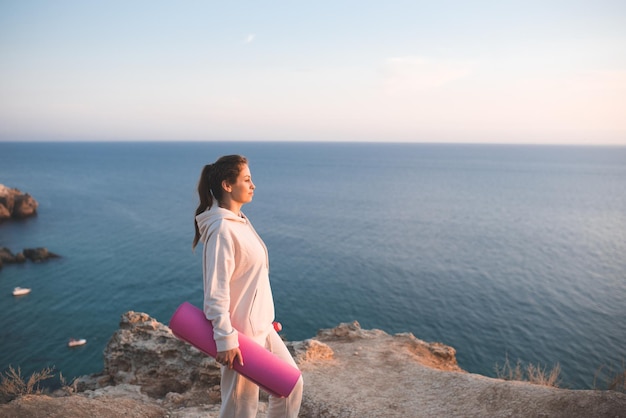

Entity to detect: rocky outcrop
[0,185,57,270]
[22,248,60,263]
[0,184,57,271]
[87,311,222,400]
[74,311,236,414]
[0,247,26,266]
[2,311,626,418]
[296,322,626,418]
[0,247,60,269]
[0,184,38,220]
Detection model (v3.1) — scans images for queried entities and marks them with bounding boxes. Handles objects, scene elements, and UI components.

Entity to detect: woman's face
[227,164,255,205]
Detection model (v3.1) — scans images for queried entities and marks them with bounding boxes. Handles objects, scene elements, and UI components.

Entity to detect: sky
[1,0,625,144]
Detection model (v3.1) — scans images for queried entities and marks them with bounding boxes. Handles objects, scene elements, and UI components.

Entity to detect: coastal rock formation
[88,311,222,399]
[22,248,60,263]
[296,322,626,417]
[0,247,26,269]
[2,311,626,417]
[0,247,59,269]
[0,184,38,220]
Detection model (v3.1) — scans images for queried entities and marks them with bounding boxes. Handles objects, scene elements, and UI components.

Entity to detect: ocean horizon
[1,141,625,390]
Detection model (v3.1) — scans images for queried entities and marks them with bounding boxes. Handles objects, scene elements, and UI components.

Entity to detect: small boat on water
[68,338,87,347]
[12,287,31,296]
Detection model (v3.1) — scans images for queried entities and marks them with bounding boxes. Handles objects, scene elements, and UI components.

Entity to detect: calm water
[0,142,625,390]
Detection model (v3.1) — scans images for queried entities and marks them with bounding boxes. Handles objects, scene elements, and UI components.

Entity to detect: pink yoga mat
[169,302,301,398]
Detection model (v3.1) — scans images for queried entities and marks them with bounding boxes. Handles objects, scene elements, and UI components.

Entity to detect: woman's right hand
[216,348,244,369]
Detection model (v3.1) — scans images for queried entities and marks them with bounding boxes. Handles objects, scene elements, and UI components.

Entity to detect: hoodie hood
[196,205,247,244]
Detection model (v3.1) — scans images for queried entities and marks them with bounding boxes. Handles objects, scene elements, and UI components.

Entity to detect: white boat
[68,338,87,347]
[12,287,31,296]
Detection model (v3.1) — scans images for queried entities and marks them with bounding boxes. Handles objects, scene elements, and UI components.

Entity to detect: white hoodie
[196,205,275,352]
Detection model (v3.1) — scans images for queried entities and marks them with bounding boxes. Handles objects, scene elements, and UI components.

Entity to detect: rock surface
[95,311,222,400]
[23,247,61,263]
[0,247,60,269]
[0,184,38,220]
[0,247,26,267]
[297,322,626,418]
[1,311,625,417]
[0,392,165,418]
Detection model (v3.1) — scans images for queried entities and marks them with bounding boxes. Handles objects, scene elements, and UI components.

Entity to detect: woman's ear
[222,180,232,193]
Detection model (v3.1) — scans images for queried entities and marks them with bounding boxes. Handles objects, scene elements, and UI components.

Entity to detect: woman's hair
[193,154,248,249]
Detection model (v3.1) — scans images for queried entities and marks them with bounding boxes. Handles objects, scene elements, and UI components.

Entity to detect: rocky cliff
[0,184,38,221]
[1,311,625,418]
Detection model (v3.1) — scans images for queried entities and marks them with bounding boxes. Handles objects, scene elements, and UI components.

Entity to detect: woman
[193,155,303,418]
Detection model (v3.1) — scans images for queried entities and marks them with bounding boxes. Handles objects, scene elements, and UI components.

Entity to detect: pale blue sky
[1,0,625,144]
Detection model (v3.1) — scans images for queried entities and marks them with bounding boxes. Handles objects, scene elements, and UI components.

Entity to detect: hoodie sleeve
[202,226,239,352]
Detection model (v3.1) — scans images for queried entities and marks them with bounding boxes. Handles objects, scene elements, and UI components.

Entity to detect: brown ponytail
[193,155,248,249]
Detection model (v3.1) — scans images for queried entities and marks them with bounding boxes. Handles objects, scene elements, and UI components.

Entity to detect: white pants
[219,329,304,418]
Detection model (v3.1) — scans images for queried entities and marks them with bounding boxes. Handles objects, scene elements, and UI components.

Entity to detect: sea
[0,141,625,391]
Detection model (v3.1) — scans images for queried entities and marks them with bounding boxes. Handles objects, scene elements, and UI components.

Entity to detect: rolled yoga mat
[169,302,302,398]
